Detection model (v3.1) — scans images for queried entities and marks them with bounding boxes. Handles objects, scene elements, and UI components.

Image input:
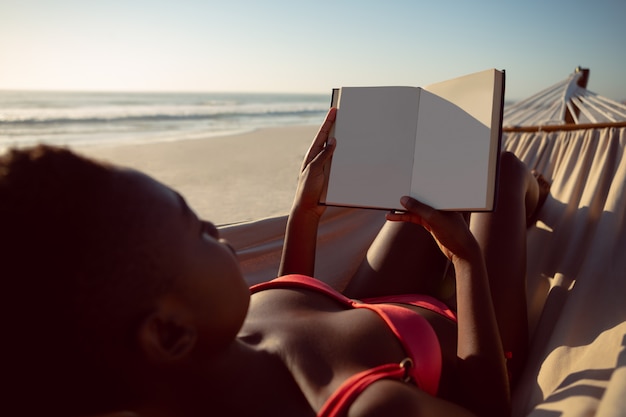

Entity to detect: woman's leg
[469,151,549,385]
[343,215,449,299]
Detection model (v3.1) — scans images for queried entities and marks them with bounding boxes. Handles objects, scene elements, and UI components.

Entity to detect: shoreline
[76,124,319,225]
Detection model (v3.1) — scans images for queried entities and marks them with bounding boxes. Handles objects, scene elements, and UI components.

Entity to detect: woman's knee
[498,152,530,191]
[499,151,526,177]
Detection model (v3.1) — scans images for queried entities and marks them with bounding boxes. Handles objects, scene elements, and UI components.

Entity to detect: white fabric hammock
[504,70,626,128]
[503,126,626,417]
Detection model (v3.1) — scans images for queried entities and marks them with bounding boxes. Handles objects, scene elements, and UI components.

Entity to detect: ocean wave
[0,91,330,147]
[0,108,326,125]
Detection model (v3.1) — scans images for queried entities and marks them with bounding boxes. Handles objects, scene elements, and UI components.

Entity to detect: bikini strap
[317,361,412,417]
[250,275,354,306]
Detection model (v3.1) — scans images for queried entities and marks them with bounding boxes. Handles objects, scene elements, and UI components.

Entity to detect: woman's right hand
[386,196,480,264]
[291,108,337,218]
[279,108,336,277]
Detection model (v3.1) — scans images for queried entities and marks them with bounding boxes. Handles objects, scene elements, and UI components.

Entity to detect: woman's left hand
[386,196,479,263]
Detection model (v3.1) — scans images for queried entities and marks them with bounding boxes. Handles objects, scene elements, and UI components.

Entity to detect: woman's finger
[399,196,436,221]
[303,108,337,168]
[308,136,336,170]
[385,210,424,226]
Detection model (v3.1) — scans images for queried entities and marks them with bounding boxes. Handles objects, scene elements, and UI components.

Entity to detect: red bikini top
[250,275,453,417]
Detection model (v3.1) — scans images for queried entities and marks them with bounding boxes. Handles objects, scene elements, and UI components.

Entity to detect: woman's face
[118,168,250,352]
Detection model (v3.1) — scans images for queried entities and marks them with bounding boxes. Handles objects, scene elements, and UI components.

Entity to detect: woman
[1,108,548,417]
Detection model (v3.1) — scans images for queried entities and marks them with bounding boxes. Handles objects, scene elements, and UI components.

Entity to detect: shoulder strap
[317,363,409,417]
[250,275,353,306]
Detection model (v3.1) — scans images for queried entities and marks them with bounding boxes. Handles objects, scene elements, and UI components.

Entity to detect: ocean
[0,90,330,150]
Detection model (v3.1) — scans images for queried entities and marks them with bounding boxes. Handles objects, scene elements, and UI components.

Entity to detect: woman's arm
[278,109,336,277]
[387,197,510,416]
[451,246,510,416]
[348,379,479,417]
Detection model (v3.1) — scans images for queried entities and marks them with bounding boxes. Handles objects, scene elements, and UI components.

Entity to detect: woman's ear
[137,295,197,362]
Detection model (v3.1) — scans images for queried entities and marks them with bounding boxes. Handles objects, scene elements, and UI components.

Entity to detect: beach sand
[77,125,319,226]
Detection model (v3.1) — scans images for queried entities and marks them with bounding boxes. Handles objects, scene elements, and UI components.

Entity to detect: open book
[321,68,505,211]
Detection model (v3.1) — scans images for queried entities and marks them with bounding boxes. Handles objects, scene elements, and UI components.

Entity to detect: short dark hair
[1,145,173,416]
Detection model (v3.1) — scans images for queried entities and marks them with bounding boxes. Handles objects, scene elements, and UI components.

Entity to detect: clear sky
[1,0,624,102]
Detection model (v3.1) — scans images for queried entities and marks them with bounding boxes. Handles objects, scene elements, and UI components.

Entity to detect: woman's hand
[386,196,480,263]
[291,108,337,218]
[279,108,336,277]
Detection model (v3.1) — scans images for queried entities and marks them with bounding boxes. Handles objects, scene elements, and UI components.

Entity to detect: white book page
[325,87,419,209]
[414,68,502,210]
[424,68,497,127]
[411,89,491,210]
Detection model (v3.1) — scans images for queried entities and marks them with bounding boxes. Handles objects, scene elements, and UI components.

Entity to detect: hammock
[503,69,626,127]
[220,125,626,417]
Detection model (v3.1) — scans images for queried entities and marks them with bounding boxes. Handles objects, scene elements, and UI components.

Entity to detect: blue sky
[1,0,625,102]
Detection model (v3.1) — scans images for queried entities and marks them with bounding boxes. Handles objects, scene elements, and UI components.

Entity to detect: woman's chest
[239,289,409,408]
